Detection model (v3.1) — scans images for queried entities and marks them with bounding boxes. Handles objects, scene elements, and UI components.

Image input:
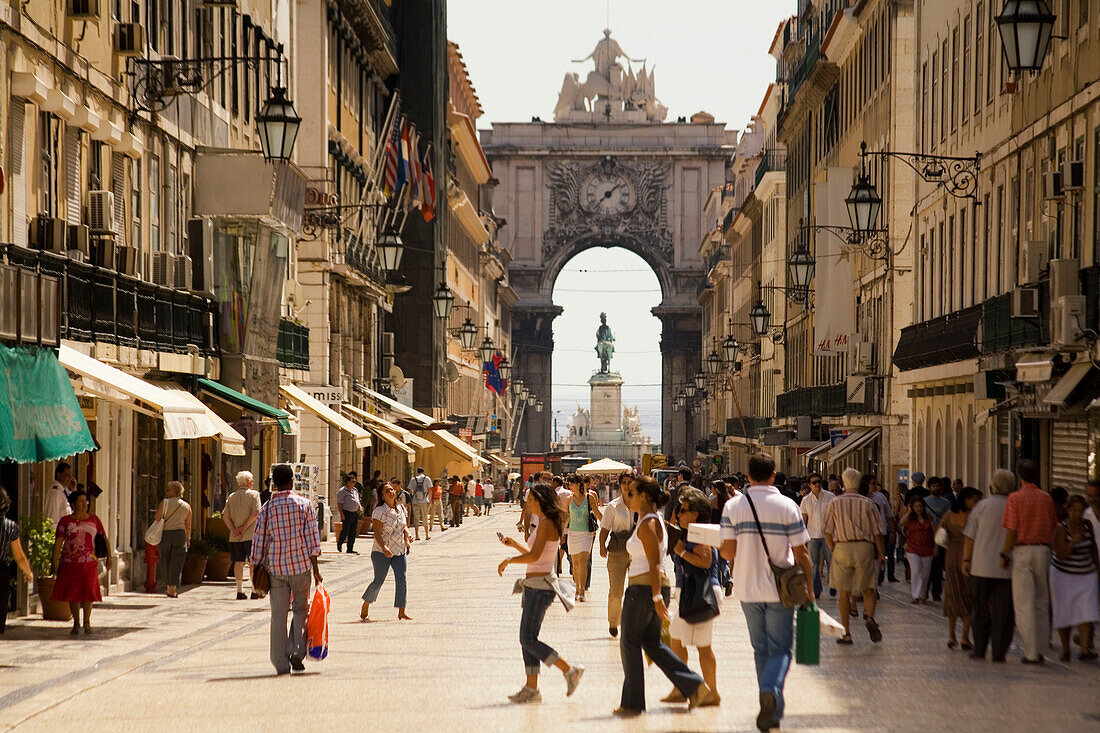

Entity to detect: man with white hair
[822,467,886,645]
[963,469,1016,662]
[223,470,262,599]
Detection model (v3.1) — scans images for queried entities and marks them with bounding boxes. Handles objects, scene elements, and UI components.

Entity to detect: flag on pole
[410,130,423,208]
[420,146,436,222]
[484,352,506,395]
[383,107,402,196]
[398,122,412,199]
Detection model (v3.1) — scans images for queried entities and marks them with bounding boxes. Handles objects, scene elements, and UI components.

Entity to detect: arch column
[511,302,563,455]
[655,303,701,464]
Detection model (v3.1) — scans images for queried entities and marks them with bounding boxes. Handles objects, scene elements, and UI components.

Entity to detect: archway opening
[550,247,662,458]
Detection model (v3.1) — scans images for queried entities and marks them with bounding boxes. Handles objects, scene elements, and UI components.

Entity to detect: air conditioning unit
[172,254,192,290]
[114,23,144,56]
[88,191,115,234]
[116,245,137,276]
[66,0,98,19]
[1022,240,1047,283]
[1043,171,1063,200]
[1011,287,1040,318]
[67,224,90,259]
[850,340,874,374]
[151,251,175,287]
[1049,259,1080,300]
[186,218,214,293]
[1052,295,1086,349]
[1061,160,1085,191]
[31,217,67,252]
[91,237,115,269]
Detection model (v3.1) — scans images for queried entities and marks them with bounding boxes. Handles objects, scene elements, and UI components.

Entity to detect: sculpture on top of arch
[554,29,669,123]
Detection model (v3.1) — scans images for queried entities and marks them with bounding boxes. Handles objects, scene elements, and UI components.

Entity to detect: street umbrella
[576,458,632,474]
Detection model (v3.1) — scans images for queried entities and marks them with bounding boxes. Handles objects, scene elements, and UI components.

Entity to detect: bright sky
[448,1,797,448]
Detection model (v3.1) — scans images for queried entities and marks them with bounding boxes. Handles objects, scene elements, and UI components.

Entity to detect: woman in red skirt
[51,492,110,634]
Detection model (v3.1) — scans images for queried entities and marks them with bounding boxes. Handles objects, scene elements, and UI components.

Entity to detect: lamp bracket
[863,146,981,200]
[801,222,891,263]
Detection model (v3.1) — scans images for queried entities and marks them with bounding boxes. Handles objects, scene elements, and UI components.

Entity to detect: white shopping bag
[819,608,847,638]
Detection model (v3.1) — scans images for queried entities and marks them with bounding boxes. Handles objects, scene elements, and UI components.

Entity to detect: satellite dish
[389,364,406,388]
[444,362,460,383]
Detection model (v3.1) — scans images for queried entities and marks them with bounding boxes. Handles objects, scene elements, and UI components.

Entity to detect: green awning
[0,345,96,463]
[197,378,292,433]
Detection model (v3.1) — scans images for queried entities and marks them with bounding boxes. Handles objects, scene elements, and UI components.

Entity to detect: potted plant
[181,538,216,585]
[21,515,71,621]
[204,536,232,581]
[205,512,230,542]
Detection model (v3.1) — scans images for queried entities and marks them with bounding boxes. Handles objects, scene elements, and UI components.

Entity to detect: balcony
[277,319,310,371]
[2,244,218,356]
[705,244,730,278]
[754,149,787,188]
[776,376,885,419]
[893,304,983,371]
[721,207,739,236]
[980,284,1049,355]
[725,416,771,439]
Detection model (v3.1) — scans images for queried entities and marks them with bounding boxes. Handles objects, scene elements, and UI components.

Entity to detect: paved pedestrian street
[1,506,1098,733]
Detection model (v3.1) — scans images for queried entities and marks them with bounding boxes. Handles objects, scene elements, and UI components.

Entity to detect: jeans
[362,551,408,608]
[884,534,898,580]
[159,529,187,587]
[619,585,702,711]
[741,601,795,722]
[970,575,1015,659]
[519,587,558,675]
[268,571,311,674]
[338,510,359,551]
[807,538,830,598]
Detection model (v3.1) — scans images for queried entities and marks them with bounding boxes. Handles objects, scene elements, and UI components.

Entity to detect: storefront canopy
[825,428,880,463]
[59,345,219,441]
[1043,362,1094,407]
[0,345,96,463]
[342,404,436,450]
[279,384,372,449]
[156,383,247,456]
[420,427,489,466]
[360,386,437,427]
[577,457,632,474]
[197,377,294,433]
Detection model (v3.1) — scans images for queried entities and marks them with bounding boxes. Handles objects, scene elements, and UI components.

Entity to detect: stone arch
[934,418,943,475]
[915,416,925,476]
[955,418,965,481]
[540,233,676,302]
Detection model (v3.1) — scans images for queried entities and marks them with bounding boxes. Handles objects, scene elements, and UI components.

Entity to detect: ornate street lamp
[722,334,740,363]
[789,244,815,291]
[996,0,1056,73]
[525,391,535,407]
[256,87,301,162]
[750,299,771,337]
[432,281,455,320]
[676,390,687,409]
[535,401,544,413]
[458,318,478,350]
[498,358,512,381]
[846,148,882,236]
[705,350,722,376]
[684,383,698,399]
[511,378,525,397]
[478,335,495,364]
[693,371,706,391]
[376,228,405,271]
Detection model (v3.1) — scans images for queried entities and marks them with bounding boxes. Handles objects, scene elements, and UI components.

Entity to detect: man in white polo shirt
[800,472,834,599]
[721,453,813,733]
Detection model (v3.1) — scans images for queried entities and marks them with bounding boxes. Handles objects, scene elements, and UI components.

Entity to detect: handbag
[934,524,949,548]
[586,493,599,533]
[678,552,720,624]
[252,562,271,593]
[94,532,109,559]
[143,500,172,546]
[744,492,809,609]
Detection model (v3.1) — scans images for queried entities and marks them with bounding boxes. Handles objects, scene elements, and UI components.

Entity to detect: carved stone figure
[622,406,642,438]
[554,30,666,123]
[595,312,615,373]
[571,406,590,436]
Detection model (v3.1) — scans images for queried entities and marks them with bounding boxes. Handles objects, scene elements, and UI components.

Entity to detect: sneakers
[564,665,585,696]
[508,686,542,704]
[865,616,882,643]
[756,691,778,731]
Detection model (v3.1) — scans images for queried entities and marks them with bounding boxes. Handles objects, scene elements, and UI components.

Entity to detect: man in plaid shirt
[251,464,323,675]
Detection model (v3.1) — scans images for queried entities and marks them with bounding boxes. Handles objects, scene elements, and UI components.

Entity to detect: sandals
[947,640,958,649]
[865,617,882,643]
[836,634,854,645]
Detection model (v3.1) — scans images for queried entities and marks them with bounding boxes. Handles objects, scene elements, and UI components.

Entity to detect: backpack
[413,475,429,501]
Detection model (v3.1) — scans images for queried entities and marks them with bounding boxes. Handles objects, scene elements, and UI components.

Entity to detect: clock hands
[602,182,626,199]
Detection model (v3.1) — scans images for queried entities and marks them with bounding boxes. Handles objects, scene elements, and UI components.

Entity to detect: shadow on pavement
[205,672,323,681]
[0,625,146,641]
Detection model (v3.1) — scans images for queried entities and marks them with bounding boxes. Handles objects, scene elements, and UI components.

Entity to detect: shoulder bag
[94,531,109,559]
[251,525,271,593]
[143,500,175,546]
[586,493,599,533]
[745,492,809,609]
[678,548,720,623]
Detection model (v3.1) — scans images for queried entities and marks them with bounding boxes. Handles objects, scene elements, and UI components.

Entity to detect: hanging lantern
[458,318,478,350]
[693,371,706,391]
[996,0,1056,73]
[749,299,771,337]
[432,282,455,320]
[376,228,405,271]
[498,358,512,381]
[789,244,815,291]
[478,335,495,364]
[535,401,543,413]
[705,350,722,376]
[845,148,882,236]
[256,87,301,162]
[685,383,697,399]
[722,334,740,363]
[511,378,525,397]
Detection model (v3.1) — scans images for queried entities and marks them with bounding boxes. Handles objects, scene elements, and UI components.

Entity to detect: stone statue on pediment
[554,30,667,123]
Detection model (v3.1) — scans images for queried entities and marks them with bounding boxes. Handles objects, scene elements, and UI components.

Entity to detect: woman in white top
[360,484,413,622]
[498,482,585,704]
[616,476,713,716]
[155,481,192,598]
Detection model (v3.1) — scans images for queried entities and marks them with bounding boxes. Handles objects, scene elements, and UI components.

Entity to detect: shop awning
[342,403,433,446]
[197,377,293,433]
[422,428,489,465]
[360,386,436,427]
[804,439,832,459]
[279,384,372,449]
[0,345,96,463]
[488,454,509,466]
[1043,362,1094,406]
[369,426,416,463]
[59,345,219,441]
[825,427,880,463]
[157,383,247,456]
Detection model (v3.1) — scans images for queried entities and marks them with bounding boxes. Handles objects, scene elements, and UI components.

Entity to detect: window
[995,185,1004,294]
[168,164,178,255]
[975,3,984,116]
[1010,177,1019,281]
[987,2,995,103]
[150,155,160,252]
[38,113,60,217]
[982,194,990,299]
[1025,165,1034,239]
[948,214,956,310]
[962,16,971,124]
[931,50,939,146]
[921,62,928,149]
[960,208,968,305]
[131,158,141,259]
[951,28,958,132]
[146,0,158,53]
[1093,129,1100,265]
[941,39,949,141]
[1081,0,1089,26]
[938,221,946,314]
[919,232,927,319]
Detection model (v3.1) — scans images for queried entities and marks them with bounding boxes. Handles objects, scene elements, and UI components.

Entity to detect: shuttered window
[65,126,82,226]
[1051,419,1089,494]
[8,103,27,247]
[112,152,126,241]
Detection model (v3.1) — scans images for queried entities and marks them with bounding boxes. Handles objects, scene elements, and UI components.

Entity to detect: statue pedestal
[589,372,624,443]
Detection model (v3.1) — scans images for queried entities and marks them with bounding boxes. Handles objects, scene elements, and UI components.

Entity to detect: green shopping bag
[795,603,820,665]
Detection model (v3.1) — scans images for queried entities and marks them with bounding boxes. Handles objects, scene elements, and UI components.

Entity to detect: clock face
[583,172,635,215]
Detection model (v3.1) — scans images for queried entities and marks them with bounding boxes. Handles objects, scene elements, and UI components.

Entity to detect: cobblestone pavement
[2,506,1099,732]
